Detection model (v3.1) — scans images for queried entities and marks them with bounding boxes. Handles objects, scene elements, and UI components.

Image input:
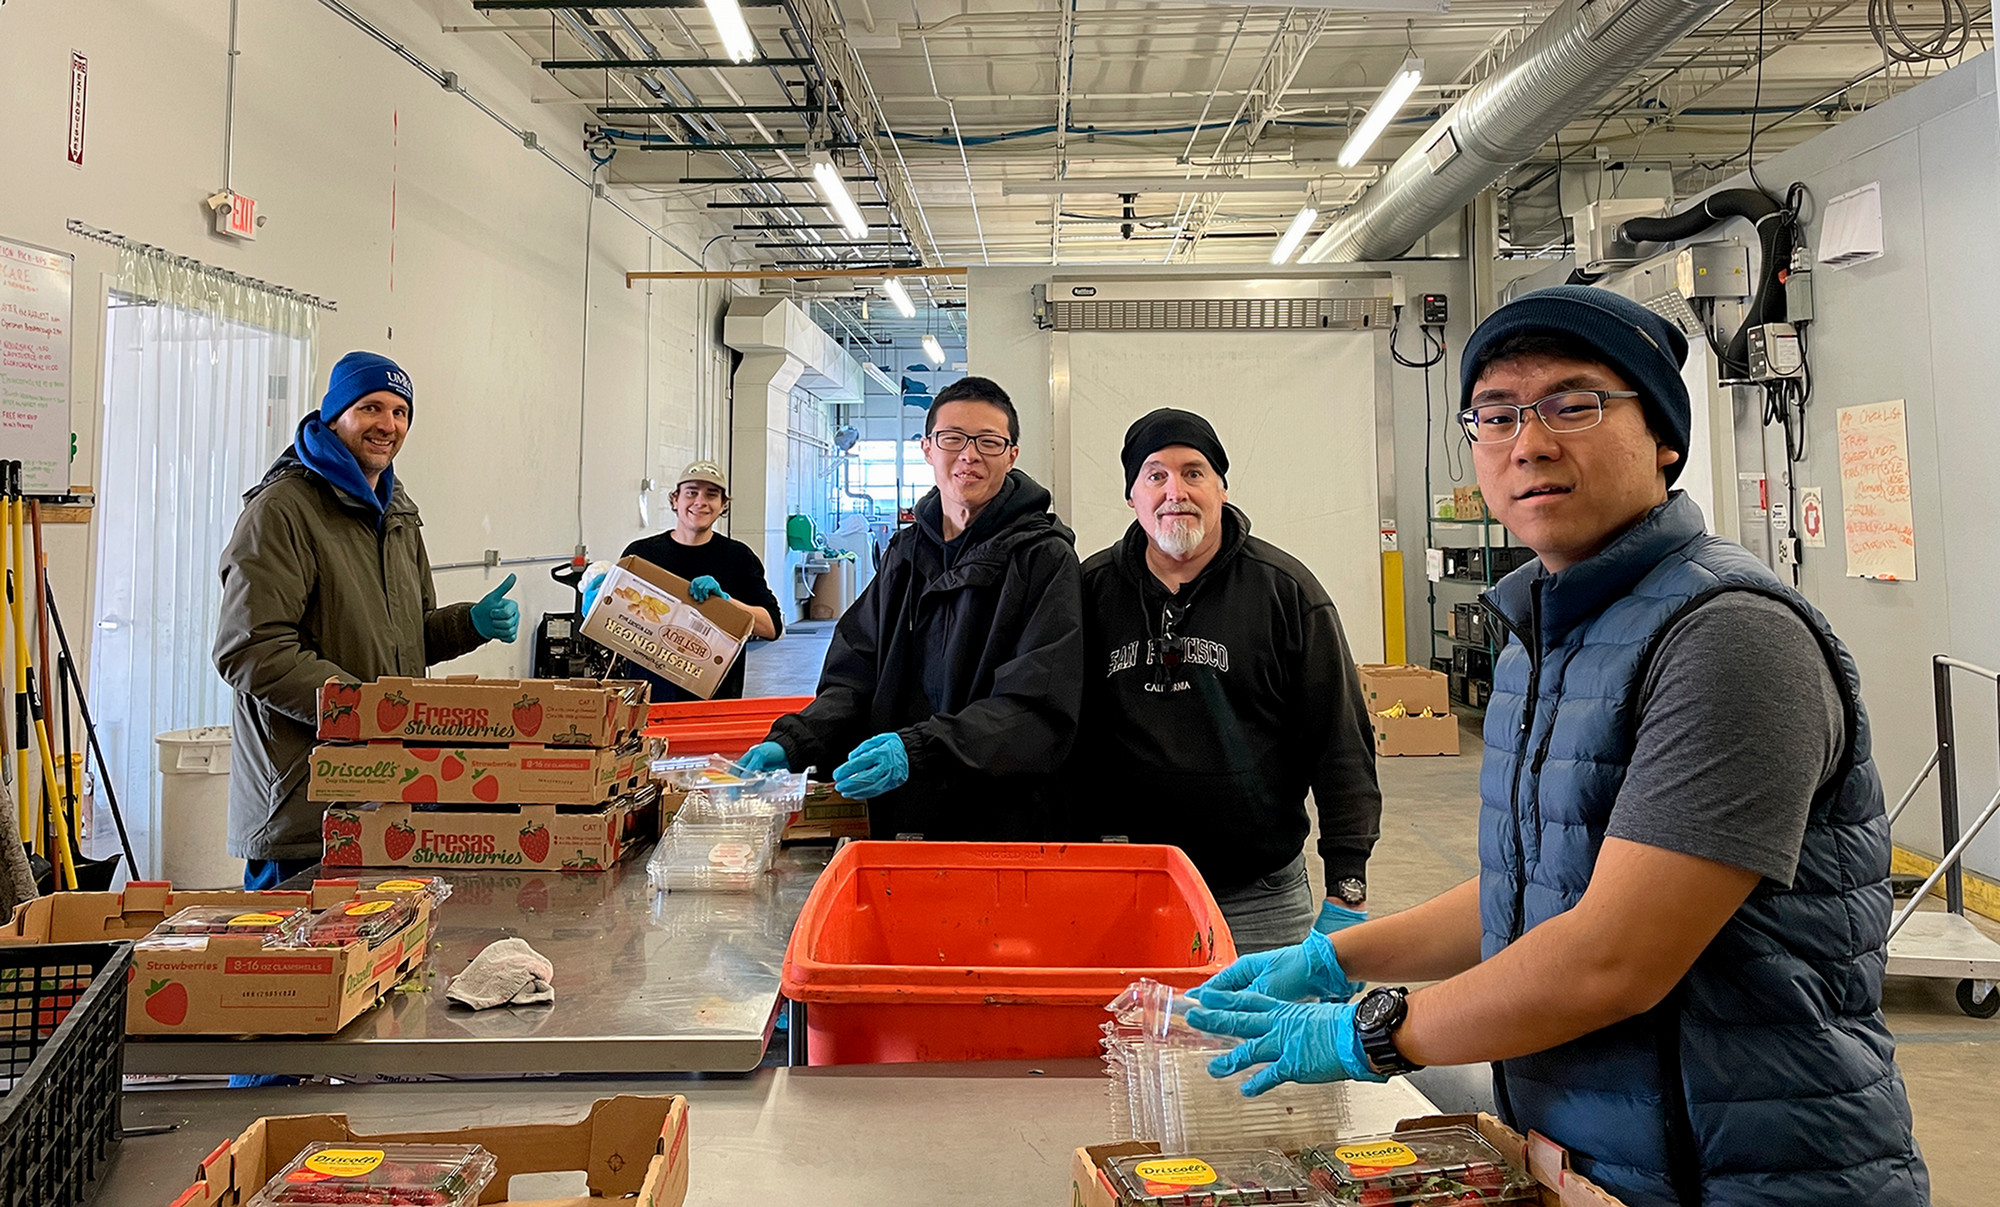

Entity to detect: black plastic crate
[0,941,131,1207]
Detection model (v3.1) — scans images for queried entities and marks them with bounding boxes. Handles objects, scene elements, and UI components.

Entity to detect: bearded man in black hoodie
[741,377,1085,840]
[1076,409,1382,952]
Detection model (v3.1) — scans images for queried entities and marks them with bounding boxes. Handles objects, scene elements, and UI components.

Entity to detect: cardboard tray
[310,741,646,806]
[1374,712,1461,757]
[580,557,755,700]
[323,790,660,872]
[1070,1112,1627,1207]
[0,882,431,1036]
[318,676,649,747]
[167,1094,689,1207]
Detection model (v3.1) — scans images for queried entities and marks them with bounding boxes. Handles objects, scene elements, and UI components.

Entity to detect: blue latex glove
[739,742,790,774]
[580,567,608,616]
[1198,929,1360,1003]
[1315,900,1369,935]
[1187,989,1386,1096]
[688,575,730,602]
[470,573,520,643]
[832,733,910,800]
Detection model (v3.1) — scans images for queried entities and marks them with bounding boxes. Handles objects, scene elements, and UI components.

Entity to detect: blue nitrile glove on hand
[832,733,910,800]
[688,575,729,603]
[1199,929,1360,1003]
[1315,900,1369,935]
[1187,990,1385,1096]
[471,573,520,643]
[580,561,612,616]
[739,742,790,774]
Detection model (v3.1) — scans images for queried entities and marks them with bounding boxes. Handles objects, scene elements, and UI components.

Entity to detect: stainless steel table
[96,1063,1438,1206]
[121,844,831,1077]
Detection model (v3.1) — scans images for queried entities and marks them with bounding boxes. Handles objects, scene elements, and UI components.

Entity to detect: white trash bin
[155,726,244,889]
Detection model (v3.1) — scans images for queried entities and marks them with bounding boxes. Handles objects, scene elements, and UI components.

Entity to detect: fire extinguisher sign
[67,51,87,168]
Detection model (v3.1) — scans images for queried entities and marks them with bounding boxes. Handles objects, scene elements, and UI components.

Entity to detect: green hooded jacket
[214,451,484,861]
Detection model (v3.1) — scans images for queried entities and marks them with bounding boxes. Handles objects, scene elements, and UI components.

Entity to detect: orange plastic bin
[642,695,813,759]
[780,841,1236,1065]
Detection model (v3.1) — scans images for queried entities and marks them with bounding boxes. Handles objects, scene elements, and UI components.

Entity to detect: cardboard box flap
[611,558,755,641]
[185,1097,687,1207]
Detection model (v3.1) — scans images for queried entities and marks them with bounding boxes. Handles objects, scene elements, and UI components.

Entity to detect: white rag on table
[446,937,556,1009]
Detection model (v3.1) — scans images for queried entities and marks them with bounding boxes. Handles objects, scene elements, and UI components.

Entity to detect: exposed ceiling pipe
[1299,0,1730,264]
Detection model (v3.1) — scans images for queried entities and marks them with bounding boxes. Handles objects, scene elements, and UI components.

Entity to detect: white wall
[2,0,736,670]
[2,0,737,853]
[1722,53,2000,875]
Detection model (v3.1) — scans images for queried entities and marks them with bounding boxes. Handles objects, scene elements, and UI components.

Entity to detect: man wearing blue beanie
[1187,286,1926,1207]
[215,351,521,890]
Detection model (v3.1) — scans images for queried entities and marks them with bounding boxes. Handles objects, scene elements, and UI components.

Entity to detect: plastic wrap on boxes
[1103,979,1352,1154]
[246,1142,497,1207]
[1298,1126,1536,1205]
[1104,1149,1320,1207]
[300,898,420,948]
[145,905,313,947]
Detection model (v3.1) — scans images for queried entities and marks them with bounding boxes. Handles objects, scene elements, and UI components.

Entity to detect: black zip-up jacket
[1073,505,1382,893]
[765,470,1084,839]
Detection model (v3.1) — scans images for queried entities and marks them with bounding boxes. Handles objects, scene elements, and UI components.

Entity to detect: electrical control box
[1747,322,1805,381]
[1421,293,1448,325]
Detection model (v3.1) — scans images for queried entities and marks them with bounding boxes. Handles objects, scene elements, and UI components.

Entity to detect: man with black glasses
[740,376,1084,840]
[1072,408,1382,952]
[1186,288,1925,1207]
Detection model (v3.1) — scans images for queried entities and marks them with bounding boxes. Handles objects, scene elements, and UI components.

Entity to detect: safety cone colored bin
[155,726,243,889]
[641,695,814,759]
[780,841,1237,1065]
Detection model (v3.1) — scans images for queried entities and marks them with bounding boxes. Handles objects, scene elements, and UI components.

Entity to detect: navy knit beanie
[1121,408,1229,498]
[321,351,415,423]
[1460,285,1690,483]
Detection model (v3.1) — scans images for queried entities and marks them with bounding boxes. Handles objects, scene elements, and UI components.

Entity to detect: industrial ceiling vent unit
[1035,275,1399,332]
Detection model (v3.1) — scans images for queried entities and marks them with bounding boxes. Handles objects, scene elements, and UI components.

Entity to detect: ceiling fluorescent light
[703,0,758,63]
[1270,205,1319,264]
[921,334,946,366]
[1338,58,1424,168]
[881,277,917,319]
[812,155,869,239]
[863,361,900,393]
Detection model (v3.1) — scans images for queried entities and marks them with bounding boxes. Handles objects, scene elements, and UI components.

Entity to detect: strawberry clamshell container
[247,1141,497,1207]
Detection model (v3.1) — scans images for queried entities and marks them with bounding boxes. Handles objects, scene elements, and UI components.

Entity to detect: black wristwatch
[1353,986,1424,1077]
[1332,877,1367,907]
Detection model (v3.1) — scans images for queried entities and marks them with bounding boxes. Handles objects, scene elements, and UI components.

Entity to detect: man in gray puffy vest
[1187,286,1927,1207]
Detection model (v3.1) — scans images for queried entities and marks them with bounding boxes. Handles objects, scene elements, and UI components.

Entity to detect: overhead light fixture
[811,153,869,239]
[1337,58,1424,169]
[881,277,916,319]
[921,333,945,366]
[703,0,758,63]
[1270,205,1319,264]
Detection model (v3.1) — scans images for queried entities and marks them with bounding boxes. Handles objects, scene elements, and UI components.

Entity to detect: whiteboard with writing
[1837,399,1917,582]
[0,237,74,494]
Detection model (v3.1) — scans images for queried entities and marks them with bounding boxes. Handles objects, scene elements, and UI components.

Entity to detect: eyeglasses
[927,429,1015,457]
[1458,390,1639,444]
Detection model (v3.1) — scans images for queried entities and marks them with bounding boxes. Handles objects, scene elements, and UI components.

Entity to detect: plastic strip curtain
[88,247,317,878]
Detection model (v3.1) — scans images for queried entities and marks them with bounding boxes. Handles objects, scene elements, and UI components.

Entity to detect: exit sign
[212,191,258,239]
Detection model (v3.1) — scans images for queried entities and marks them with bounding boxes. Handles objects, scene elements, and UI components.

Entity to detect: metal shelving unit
[1425,515,1531,712]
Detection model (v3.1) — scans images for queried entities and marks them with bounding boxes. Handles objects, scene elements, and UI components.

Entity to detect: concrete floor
[751,622,2000,1204]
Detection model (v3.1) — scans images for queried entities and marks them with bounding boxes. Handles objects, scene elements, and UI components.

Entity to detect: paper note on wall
[1836,401,1917,581]
[0,237,75,494]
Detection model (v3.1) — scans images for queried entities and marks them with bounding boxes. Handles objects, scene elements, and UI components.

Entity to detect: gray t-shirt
[1606,593,1844,888]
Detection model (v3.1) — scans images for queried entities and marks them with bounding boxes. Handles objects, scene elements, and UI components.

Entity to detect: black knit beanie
[1121,408,1229,498]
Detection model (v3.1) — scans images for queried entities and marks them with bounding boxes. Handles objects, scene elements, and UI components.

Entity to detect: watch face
[1355,990,1397,1031]
[1335,878,1367,905]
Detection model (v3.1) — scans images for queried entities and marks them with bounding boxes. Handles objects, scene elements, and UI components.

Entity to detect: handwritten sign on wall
[0,237,74,494]
[1837,400,1917,582]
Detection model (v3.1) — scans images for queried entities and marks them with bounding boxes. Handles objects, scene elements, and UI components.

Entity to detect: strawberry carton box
[168,1094,690,1207]
[309,740,646,806]
[322,789,660,872]
[579,557,756,700]
[0,881,431,1036]
[318,675,649,748]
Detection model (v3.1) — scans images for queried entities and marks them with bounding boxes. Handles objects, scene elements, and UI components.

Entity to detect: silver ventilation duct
[1299,0,1730,264]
